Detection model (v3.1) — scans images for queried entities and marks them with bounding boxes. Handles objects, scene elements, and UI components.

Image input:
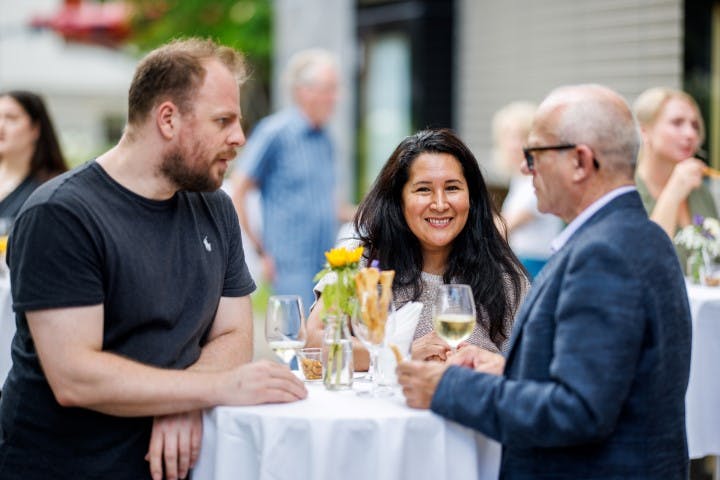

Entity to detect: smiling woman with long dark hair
[307,128,527,365]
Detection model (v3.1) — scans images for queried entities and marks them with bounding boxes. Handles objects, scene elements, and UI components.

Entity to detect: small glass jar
[700,257,720,287]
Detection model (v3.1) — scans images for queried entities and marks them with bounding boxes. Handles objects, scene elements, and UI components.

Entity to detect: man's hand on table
[397,360,449,409]
[398,344,506,409]
[145,360,306,480]
[220,360,308,406]
[146,410,202,480]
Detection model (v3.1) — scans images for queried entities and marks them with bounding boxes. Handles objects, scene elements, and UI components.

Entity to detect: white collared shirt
[550,185,637,253]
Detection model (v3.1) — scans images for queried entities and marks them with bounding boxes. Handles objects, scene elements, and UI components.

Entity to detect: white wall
[0,0,137,163]
[456,0,684,185]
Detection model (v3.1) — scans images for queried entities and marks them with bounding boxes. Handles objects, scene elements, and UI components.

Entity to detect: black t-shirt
[0,161,255,479]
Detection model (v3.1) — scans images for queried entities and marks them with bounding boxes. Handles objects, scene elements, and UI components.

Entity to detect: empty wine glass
[350,286,395,396]
[265,295,307,367]
[432,284,476,353]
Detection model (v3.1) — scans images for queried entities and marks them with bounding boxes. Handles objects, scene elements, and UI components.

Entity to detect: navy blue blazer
[431,191,691,479]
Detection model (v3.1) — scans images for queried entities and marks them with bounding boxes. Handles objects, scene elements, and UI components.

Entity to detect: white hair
[283,48,338,92]
[543,84,640,178]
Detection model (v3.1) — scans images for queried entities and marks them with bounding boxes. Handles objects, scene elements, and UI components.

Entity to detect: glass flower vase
[322,314,354,390]
[687,250,703,284]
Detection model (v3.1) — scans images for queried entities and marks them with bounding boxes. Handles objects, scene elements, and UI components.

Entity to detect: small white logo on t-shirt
[203,236,212,252]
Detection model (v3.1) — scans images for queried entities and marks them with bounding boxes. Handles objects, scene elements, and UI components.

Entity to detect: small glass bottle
[322,315,354,390]
[687,250,703,284]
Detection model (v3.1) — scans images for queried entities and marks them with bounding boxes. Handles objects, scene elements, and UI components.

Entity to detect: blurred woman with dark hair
[0,90,67,232]
[308,128,527,367]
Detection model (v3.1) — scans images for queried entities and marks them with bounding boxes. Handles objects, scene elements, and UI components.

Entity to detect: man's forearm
[189,328,252,373]
[188,295,255,372]
[52,350,226,417]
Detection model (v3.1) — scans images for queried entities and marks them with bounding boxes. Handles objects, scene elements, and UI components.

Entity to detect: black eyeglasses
[522,143,600,172]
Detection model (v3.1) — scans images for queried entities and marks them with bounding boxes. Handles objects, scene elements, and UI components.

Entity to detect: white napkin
[385,301,423,357]
[375,302,423,385]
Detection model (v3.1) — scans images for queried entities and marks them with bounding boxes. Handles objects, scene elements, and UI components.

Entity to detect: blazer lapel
[504,246,566,365]
[503,191,641,366]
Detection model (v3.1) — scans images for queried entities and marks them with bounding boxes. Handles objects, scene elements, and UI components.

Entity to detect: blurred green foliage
[126,0,273,127]
[251,280,273,315]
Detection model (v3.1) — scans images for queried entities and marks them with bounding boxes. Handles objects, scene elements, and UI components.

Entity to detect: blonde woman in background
[633,87,718,268]
[494,101,562,279]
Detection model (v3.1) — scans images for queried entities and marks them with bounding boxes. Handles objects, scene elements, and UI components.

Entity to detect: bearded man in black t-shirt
[0,38,306,480]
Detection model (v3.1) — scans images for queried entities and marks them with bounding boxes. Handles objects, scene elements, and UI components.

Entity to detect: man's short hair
[547,84,640,178]
[127,37,247,126]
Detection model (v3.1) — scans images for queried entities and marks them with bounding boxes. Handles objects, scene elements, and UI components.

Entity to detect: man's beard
[160,144,221,192]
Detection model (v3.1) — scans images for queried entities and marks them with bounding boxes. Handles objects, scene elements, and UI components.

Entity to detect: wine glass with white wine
[432,284,476,353]
[265,295,307,366]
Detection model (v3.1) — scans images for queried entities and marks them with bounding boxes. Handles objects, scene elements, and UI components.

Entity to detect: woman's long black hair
[2,90,67,182]
[355,128,526,346]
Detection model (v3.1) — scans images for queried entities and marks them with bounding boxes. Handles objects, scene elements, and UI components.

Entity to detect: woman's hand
[411,332,451,362]
[665,157,705,203]
[652,157,706,239]
[448,344,505,375]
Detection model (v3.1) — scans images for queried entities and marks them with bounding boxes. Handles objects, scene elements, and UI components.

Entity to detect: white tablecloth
[685,281,720,459]
[0,272,13,389]
[194,381,501,480]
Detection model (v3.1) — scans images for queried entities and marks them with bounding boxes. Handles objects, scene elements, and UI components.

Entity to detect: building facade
[277,0,718,200]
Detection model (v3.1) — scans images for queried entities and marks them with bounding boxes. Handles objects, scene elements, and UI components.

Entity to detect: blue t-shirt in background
[240,107,337,307]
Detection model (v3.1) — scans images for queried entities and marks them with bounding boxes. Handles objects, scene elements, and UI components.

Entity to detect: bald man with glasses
[399,84,692,479]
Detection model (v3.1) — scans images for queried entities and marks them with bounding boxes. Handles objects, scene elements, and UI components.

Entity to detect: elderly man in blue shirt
[231,49,353,312]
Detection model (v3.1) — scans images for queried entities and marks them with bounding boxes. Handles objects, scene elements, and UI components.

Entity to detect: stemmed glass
[265,295,307,367]
[432,284,476,354]
[350,286,395,396]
